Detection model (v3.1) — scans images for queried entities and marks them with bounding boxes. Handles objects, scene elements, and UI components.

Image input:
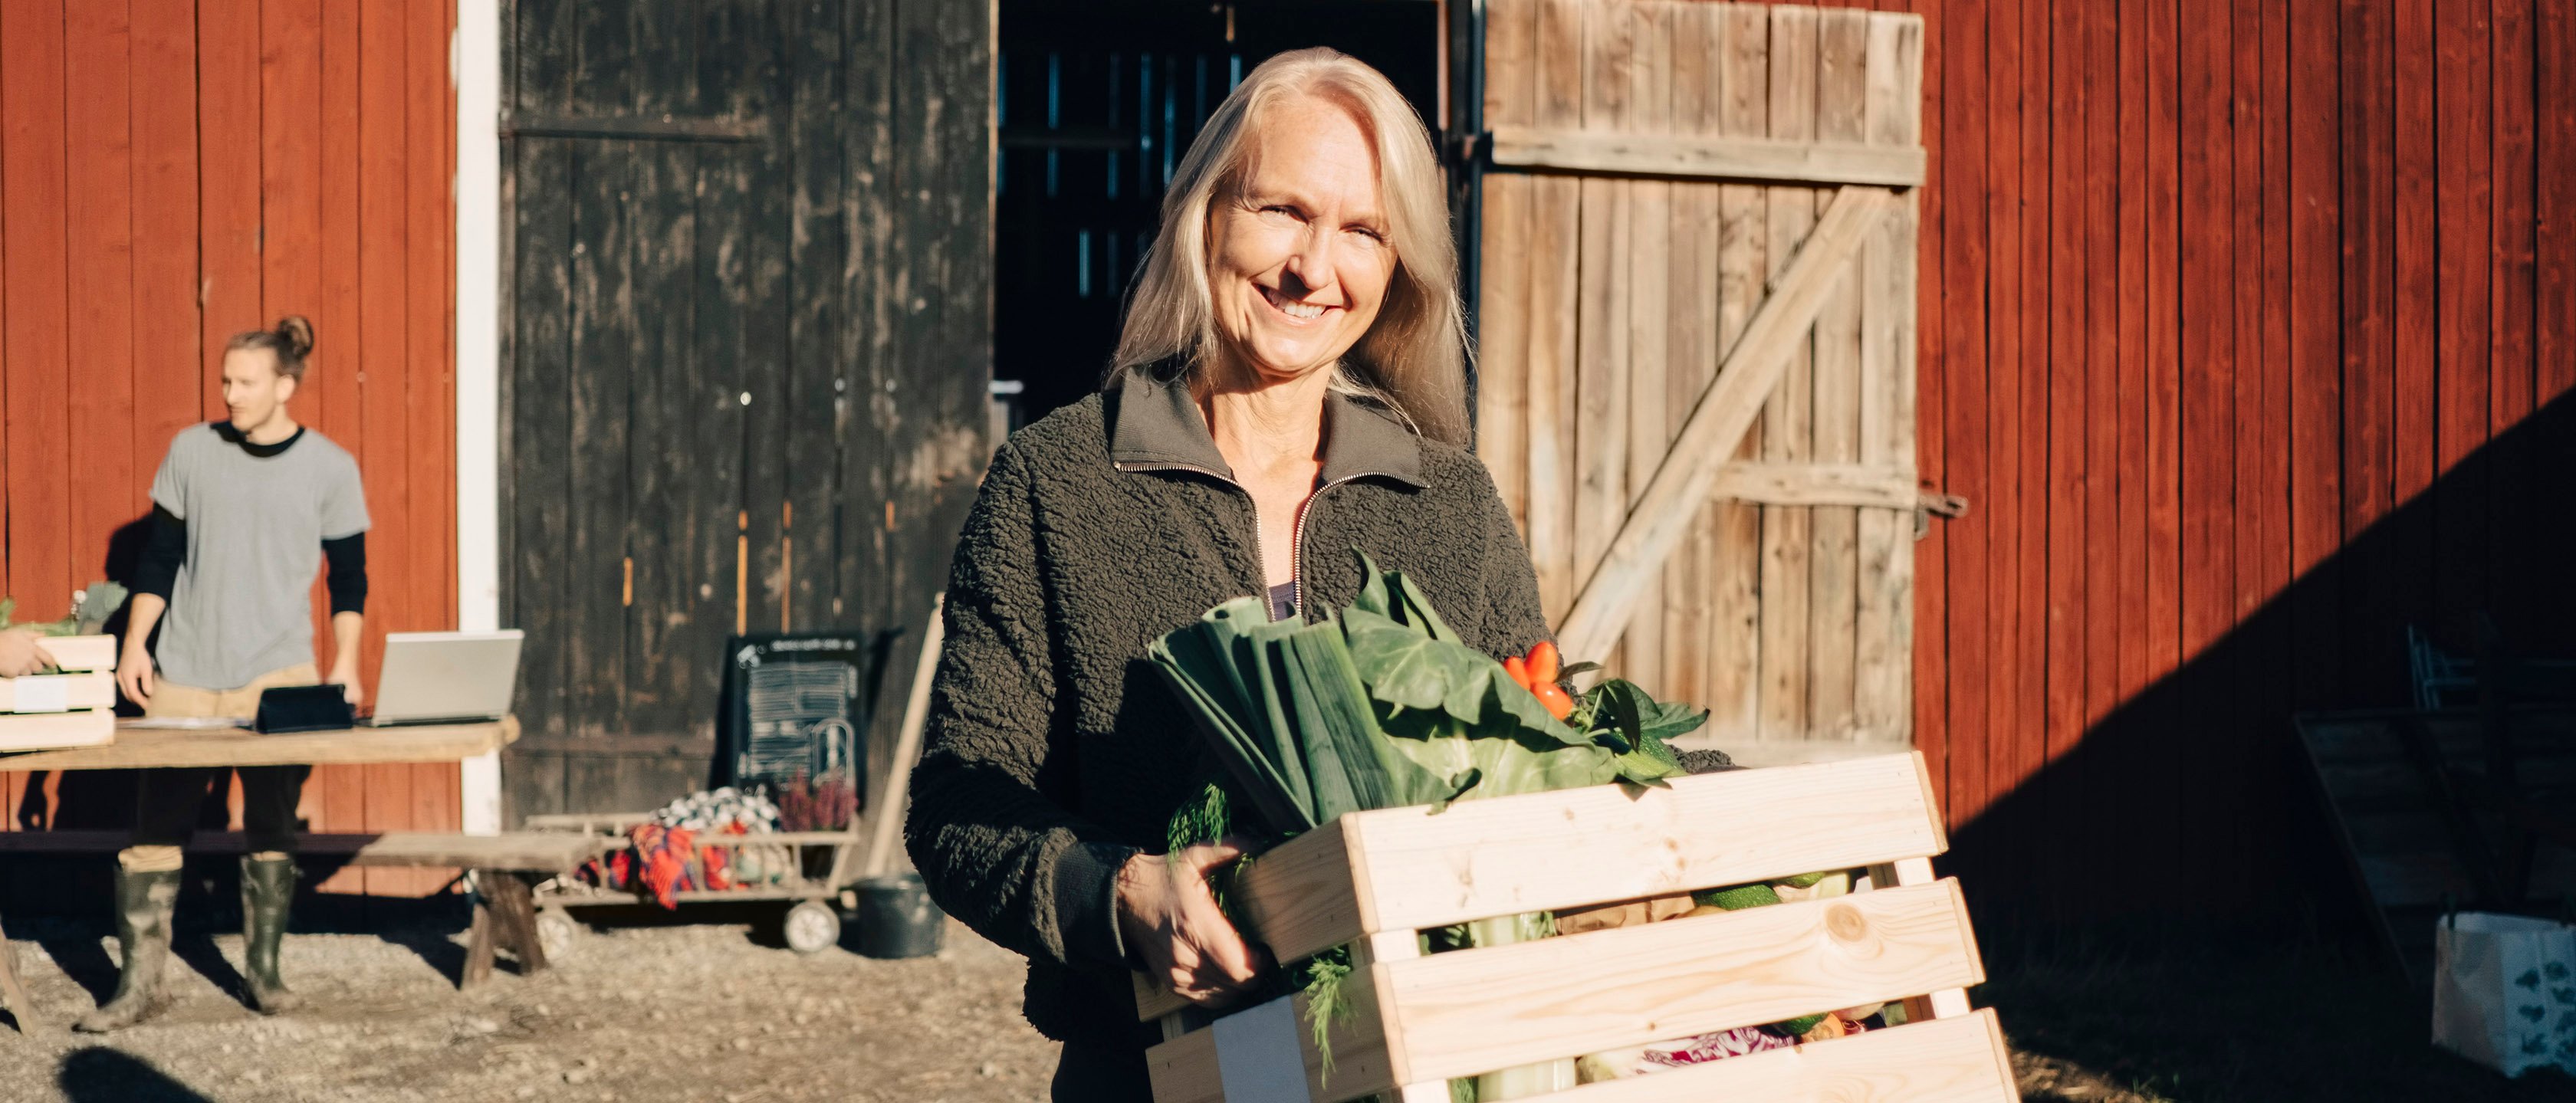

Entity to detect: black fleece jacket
[903,370,1553,1050]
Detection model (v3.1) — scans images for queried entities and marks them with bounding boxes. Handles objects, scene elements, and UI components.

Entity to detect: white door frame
[454,2,504,835]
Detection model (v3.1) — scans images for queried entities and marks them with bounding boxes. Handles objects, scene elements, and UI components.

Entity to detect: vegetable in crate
[1152,552,1710,1098]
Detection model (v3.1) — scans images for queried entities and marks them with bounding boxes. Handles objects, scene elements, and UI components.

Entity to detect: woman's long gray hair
[1109,48,1470,446]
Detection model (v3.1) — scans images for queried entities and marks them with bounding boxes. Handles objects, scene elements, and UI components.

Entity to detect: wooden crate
[0,709,114,751]
[1135,752,2016,1103]
[29,634,117,674]
[0,671,117,712]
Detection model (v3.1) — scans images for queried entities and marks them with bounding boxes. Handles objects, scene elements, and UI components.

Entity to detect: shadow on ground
[58,1047,215,1103]
[1978,920,2576,1102]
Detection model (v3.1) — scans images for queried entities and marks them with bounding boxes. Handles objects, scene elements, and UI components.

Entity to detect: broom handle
[863,594,945,881]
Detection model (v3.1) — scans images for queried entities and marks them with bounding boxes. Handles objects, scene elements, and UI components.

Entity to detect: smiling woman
[903,49,1553,1102]
[1113,47,1467,448]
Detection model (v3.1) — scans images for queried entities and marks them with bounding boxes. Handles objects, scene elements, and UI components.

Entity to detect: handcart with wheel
[518,811,866,955]
[514,604,945,960]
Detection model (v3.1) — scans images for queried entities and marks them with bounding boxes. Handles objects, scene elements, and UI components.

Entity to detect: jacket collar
[1107,367,1426,489]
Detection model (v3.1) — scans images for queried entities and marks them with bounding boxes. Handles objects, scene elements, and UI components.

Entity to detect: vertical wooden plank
[566,123,636,744]
[1703,5,1769,745]
[1806,8,1866,742]
[65,0,139,549]
[1477,0,1535,533]
[353,0,416,893]
[408,0,458,637]
[2006,0,2044,891]
[1906,0,1937,799]
[2393,0,2438,506]
[728,0,792,652]
[501,0,577,820]
[131,0,202,497]
[1621,1,1671,683]
[2538,0,2576,632]
[2137,0,2183,901]
[1523,0,1582,628]
[2249,0,2298,879]
[2229,0,2282,898]
[1933,0,1987,843]
[1964,0,2021,853]
[261,0,326,390]
[2387,0,2438,717]
[1756,5,1815,744]
[2341,0,2394,701]
[2490,0,2535,634]
[301,0,364,888]
[2182,0,2240,904]
[783,0,844,638]
[1572,0,1630,665]
[625,0,714,747]
[1659,2,1717,707]
[2287,0,2342,711]
[404,0,462,866]
[2041,0,2091,900]
[2066,0,2115,898]
[1909,0,1945,837]
[2,0,75,622]
[1853,11,1917,746]
[2112,0,2152,746]
[200,0,263,422]
[2535,0,2576,635]
[2102,0,2153,906]
[2434,0,2494,629]
[565,0,639,748]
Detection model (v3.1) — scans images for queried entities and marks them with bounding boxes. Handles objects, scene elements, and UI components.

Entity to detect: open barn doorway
[992,0,1445,425]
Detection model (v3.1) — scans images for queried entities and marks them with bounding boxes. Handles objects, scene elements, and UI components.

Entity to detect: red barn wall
[1,0,460,898]
[1799,0,2576,921]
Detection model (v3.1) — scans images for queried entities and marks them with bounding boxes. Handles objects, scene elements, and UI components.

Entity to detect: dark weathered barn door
[498,0,992,819]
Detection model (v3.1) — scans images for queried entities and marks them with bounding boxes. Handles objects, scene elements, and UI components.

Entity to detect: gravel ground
[0,910,1060,1103]
[13,903,2543,1103]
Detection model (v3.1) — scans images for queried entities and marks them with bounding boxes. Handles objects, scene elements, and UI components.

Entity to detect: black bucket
[853,873,945,959]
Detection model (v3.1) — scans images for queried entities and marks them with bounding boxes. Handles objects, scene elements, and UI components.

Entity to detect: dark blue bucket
[853,873,945,959]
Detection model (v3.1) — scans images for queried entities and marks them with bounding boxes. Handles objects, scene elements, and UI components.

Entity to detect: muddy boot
[240,856,305,1015]
[73,866,181,1032]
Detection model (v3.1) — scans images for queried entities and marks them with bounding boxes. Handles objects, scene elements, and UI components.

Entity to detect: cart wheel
[535,907,581,961]
[784,901,841,955]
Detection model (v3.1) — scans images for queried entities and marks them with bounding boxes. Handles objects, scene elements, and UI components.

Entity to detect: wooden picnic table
[1,715,518,770]
[0,716,530,1035]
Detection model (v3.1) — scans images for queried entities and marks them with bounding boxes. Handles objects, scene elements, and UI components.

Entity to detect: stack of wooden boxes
[0,635,118,751]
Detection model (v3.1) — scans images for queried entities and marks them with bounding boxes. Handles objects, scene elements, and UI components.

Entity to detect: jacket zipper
[1114,461,1360,622]
[1287,476,1365,622]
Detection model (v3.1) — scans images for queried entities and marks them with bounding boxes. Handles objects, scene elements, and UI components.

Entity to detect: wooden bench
[0,829,606,1000]
[1132,751,2016,1103]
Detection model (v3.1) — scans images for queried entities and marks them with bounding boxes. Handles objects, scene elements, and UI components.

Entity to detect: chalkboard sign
[716,631,898,807]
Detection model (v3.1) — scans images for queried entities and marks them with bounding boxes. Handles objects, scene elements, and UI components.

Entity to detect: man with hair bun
[78,315,372,1032]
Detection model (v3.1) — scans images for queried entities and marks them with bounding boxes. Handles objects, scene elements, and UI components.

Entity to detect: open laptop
[368,630,525,727]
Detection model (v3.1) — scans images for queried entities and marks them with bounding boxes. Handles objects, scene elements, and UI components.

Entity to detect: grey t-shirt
[149,424,371,691]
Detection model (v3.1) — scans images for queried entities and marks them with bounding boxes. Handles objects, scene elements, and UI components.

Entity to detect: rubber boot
[72,866,180,1032]
[240,856,305,1015]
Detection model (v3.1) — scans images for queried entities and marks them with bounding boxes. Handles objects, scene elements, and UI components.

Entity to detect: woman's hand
[1115,842,1270,1008]
[0,628,57,679]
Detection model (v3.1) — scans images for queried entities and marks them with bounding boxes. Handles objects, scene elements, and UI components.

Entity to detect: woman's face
[1206,95,1397,386]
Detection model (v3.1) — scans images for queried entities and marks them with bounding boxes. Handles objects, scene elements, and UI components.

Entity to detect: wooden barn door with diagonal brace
[1470,0,1935,753]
